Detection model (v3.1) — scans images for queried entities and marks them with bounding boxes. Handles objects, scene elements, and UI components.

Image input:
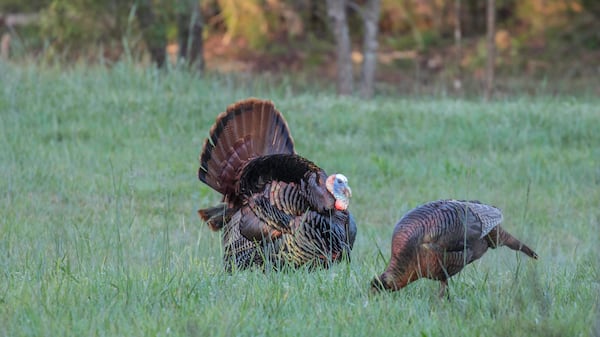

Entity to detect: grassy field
[0,62,598,336]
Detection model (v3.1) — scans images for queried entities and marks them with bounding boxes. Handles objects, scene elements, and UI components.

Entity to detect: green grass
[0,62,599,336]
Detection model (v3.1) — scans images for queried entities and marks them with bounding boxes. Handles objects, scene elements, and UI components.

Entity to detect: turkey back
[198,98,295,200]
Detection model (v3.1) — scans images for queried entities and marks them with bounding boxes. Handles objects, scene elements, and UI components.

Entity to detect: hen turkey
[371,199,538,296]
[198,98,356,271]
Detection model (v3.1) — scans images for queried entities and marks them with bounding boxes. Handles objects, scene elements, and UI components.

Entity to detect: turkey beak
[344,186,352,199]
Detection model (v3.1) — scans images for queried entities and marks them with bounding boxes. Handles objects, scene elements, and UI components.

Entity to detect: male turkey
[197,98,356,271]
[371,199,538,297]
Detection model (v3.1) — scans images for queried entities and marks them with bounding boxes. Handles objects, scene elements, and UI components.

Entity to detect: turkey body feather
[372,199,538,296]
[197,98,356,271]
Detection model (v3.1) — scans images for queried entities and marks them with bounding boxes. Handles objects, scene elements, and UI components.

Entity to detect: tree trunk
[326,0,353,96]
[136,0,166,68]
[453,0,462,91]
[359,0,381,99]
[484,0,495,100]
[178,0,205,72]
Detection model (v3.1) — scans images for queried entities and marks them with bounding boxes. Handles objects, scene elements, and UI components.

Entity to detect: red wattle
[335,199,347,211]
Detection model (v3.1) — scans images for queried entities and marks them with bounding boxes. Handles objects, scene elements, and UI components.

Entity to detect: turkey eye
[336,178,342,184]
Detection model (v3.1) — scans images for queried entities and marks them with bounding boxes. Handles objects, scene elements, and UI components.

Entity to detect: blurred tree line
[1,0,598,95]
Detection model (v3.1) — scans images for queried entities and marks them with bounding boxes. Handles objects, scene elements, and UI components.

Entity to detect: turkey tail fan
[198,98,296,197]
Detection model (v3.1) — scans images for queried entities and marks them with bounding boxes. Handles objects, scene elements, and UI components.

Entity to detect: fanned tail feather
[198,98,295,197]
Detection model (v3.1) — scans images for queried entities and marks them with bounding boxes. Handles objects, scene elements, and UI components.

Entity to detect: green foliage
[3,0,598,81]
[35,0,196,62]
[0,63,598,336]
[217,0,271,49]
[40,0,104,43]
[0,0,49,12]
[39,0,134,61]
[213,0,307,49]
